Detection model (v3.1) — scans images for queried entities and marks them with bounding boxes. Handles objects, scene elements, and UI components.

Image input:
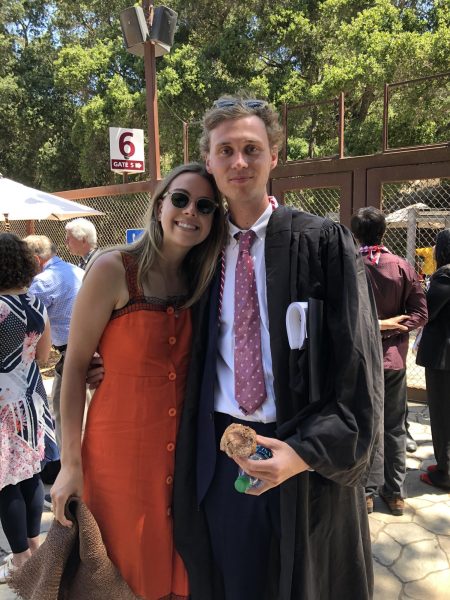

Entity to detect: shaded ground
[1,399,449,599]
[371,403,450,599]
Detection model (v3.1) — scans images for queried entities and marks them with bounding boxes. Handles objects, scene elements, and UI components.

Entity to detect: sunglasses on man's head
[212,98,268,109]
[164,191,217,215]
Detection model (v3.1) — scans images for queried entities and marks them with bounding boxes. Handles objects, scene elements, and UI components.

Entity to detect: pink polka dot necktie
[234,230,266,415]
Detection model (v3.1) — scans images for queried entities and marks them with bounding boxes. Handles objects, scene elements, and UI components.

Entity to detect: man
[172,97,383,600]
[65,218,98,269]
[351,207,427,516]
[24,235,84,447]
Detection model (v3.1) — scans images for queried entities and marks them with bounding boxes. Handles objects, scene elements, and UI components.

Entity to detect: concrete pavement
[1,401,449,599]
[371,402,450,599]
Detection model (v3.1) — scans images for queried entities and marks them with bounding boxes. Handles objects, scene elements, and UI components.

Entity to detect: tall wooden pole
[143,41,161,184]
[183,122,189,164]
[338,92,345,159]
[142,2,161,187]
[25,220,35,234]
[382,83,389,152]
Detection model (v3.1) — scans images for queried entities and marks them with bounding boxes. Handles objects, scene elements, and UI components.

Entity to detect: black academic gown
[173,207,384,600]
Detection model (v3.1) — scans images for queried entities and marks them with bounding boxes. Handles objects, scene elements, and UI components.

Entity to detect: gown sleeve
[285,222,384,486]
[425,272,450,322]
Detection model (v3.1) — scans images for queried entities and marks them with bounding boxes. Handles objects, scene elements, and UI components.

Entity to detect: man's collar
[228,196,278,241]
[42,255,61,270]
[83,248,96,261]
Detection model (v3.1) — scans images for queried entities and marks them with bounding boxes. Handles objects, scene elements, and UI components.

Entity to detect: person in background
[24,235,84,449]
[351,207,428,516]
[51,163,226,600]
[416,229,450,491]
[416,246,436,281]
[65,218,98,270]
[0,233,58,583]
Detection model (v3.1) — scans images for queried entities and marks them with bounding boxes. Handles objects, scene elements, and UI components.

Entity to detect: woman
[51,163,226,599]
[0,233,58,582]
[417,228,450,491]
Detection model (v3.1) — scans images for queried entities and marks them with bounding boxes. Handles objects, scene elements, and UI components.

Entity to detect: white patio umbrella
[0,177,103,221]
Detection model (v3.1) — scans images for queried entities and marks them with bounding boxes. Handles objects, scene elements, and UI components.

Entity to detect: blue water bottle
[234,445,272,493]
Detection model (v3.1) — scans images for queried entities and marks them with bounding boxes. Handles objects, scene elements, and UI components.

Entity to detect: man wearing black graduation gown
[173,96,383,600]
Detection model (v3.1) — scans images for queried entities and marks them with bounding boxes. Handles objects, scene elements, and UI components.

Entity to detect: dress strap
[121,253,143,300]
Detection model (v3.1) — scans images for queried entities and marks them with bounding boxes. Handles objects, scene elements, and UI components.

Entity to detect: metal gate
[271,149,450,400]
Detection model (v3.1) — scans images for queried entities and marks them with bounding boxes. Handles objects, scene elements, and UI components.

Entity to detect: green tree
[0,0,448,189]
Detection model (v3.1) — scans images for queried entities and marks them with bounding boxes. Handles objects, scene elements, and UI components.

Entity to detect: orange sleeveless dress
[82,254,190,600]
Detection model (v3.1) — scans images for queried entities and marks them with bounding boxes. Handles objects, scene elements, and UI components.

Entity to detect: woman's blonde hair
[88,163,226,307]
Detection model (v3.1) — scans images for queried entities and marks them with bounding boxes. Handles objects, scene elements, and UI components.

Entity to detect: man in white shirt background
[65,218,98,270]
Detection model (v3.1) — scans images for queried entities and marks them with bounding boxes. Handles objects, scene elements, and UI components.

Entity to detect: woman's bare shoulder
[79,251,129,309]
[86,250,125,278]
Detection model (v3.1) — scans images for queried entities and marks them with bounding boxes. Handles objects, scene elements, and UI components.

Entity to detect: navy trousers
[203,412,280,600]
[425,368,450,487]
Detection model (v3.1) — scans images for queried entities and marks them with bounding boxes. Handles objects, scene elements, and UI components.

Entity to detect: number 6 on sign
[119,132,135,158]
[109,127,145,174]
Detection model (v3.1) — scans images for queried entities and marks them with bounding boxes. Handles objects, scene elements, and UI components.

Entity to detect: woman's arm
[36,318,51,364]
[51,251,128,525]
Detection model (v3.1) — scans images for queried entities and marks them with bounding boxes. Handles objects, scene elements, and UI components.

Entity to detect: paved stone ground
[371,403,450,600]
[1,401,449,599]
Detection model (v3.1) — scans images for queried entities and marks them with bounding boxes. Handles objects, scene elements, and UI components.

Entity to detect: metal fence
[382,178,450,390]
[284,187,341,221]
[3,192,151,263]
[4,176,449,392]
[283,179,450,392]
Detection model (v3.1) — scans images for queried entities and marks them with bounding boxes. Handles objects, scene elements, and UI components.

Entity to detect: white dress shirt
[214,201,277,423]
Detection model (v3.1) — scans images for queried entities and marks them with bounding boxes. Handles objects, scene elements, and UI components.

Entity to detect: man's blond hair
[199,94,284,158]
[24,235,56,260]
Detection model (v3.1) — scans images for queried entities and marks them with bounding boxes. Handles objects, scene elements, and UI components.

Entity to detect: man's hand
[379,315,409,331]
[233,435,310,496]
[86,352,104,389]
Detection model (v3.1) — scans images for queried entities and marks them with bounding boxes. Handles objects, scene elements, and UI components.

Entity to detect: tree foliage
[0,0,448,190]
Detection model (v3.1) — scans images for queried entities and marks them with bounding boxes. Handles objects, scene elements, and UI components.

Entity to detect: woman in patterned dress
[51,163,226,599]
[0,233,58,582]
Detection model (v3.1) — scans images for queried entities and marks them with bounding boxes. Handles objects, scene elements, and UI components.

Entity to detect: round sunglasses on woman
[163,190,218,215]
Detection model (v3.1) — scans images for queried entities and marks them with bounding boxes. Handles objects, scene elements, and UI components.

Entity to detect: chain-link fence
[4,178,449,392]
[2,192,151,263]
[382,178,450,390]
[283,179,450,393]
[284,187,341,221]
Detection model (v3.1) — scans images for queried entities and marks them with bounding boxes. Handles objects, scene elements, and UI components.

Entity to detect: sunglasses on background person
[212,99,268,109]
[163,191,218,215]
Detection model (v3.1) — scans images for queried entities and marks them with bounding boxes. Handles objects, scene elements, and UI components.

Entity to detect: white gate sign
[109,127,145,173]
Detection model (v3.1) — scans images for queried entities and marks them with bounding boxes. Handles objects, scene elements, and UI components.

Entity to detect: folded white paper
[286,301,308,350]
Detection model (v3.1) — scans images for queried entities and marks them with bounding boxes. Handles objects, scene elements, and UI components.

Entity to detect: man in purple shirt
[351,207,428,516]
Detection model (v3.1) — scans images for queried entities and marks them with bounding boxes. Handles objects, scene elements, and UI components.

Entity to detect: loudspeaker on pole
[119,5,178,58]
[149,6,178,57]
[119,6,149,56]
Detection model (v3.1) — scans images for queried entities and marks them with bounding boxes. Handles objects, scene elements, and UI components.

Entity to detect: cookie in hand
[220,423,257,458]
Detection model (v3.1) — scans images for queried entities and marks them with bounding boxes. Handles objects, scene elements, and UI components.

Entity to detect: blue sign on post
[126,228,144,244]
